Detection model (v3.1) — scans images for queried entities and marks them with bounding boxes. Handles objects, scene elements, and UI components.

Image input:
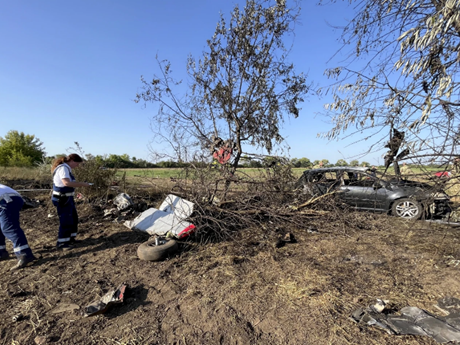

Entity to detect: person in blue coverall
[0,184,37,270]
[51,154,91,250]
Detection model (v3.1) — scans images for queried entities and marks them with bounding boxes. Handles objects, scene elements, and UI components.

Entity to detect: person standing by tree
[400,162,413,176]
[451,157,460,176]
[51,154,91,250]
[312,161,324,169]
[0,184,37,270]
[369,166,377,177]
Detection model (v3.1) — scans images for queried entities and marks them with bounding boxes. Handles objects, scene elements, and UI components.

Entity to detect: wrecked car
[295,167,452,220]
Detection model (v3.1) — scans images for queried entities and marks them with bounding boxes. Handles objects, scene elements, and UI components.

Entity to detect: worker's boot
[10,254,37,271]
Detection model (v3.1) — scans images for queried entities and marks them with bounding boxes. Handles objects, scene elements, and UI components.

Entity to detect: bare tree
[136,0,309,175]
[318,0,460,171]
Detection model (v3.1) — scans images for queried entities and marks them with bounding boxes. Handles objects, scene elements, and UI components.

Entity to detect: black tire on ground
[137,238,179,261]
[391,198,423,220]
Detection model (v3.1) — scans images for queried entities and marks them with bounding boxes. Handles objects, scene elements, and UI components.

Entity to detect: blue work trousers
[0,196,34,259]
[52,196,78,245]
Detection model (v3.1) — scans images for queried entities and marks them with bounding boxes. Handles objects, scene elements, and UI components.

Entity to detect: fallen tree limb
[296,191,336,210]
[298,209,329,216]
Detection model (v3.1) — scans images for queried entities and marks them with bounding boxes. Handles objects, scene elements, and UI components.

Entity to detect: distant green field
[117,167,308,179]
[115,166,444,180]
[0,165,449,184]
[116,168,183,179]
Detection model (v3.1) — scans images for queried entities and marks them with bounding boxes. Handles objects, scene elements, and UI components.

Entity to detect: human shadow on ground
[34,229,150,264]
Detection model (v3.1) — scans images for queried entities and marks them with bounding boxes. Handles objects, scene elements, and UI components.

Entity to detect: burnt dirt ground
[1,182,460,345]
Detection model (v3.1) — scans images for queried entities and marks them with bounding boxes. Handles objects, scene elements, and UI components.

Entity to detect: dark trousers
[52,197,78,245]
[0,196,33,258]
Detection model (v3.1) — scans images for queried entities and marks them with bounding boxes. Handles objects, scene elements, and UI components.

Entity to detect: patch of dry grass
[0,166,40,181]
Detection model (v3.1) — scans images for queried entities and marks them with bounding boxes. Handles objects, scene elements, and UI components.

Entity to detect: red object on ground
[177,224,196,239]
[434,171,451,178]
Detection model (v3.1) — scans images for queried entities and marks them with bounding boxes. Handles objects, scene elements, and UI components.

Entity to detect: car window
[347,173,378,187]
[310,172,342,184]
[324,172,338,182]
[309,173,325,182]
[309,170,382,188]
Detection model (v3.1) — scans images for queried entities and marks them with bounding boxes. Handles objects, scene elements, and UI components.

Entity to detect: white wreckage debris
[124,194,196,239]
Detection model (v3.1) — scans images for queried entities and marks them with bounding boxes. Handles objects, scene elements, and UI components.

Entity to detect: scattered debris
[371,299,388,313]
[213,141,234,164]
[445,255,460,267]
[21,196,39,210]
[307,226,319,233]
[352,298,460,343]
[210,136,235,164]
[12,313,23,322]
[275,232,297,248]
[113,215,126,223]
[103,208,118,218]
[438,296,460,310]
[436,297,460,329]
[113,193,133,211]
[434,171,452,178]
[124,194,196,239]
[83,283,127,317]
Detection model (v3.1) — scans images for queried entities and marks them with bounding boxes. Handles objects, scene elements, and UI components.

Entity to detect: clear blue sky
[0,0,385,165]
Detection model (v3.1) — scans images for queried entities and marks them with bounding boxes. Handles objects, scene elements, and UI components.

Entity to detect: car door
[337,172,362,207]
[338,173,387,211]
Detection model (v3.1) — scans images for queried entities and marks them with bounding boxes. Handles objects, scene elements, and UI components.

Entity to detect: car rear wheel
[391,198,422,220]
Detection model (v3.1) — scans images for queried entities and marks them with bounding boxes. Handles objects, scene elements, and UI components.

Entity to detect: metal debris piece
[371,299,389,313]
[12,313,23,322]
[113,193,133,211]
[352,298,460,343]
[84,284,127,317]
[21,196,39,210]
[103,208,118,218]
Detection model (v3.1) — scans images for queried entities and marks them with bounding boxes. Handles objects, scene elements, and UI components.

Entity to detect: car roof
[305,166,370,173]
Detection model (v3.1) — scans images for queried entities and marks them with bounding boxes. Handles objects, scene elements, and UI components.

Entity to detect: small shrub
[35,157,52,185]
[73,158,118,201]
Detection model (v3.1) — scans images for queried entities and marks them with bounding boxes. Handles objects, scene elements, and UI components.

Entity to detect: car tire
[137,238,178,261]
[391,198,423,220]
